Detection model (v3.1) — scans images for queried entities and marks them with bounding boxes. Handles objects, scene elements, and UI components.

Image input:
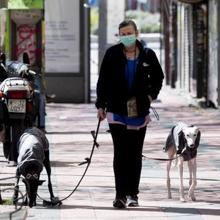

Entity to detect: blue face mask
[120,34,136,47]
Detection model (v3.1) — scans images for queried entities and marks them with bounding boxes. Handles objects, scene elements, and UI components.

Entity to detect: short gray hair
[118,20,138,32]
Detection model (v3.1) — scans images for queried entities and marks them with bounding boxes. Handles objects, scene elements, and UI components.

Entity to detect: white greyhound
[163,122,201,202]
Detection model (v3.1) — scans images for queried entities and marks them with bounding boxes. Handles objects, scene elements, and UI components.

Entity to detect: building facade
[0,0,90,103]
[161,0,220,107]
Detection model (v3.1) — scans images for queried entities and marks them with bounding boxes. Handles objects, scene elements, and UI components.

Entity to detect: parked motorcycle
[0,55,40,164]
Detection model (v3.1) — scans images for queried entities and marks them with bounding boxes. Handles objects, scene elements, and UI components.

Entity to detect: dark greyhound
[15,127,60,207]
[0,126,59,207]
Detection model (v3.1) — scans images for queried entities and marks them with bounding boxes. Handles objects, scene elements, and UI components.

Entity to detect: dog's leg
[43,151,61,206]
[188,158,197,201]
[178,156,185,202]
[166,146,175,199]
[167,160,172,199]
[188,159,193,186]
[14,172,28,206]
[0,189,2,204]
[43,151,55,199]
[13,169,20,205]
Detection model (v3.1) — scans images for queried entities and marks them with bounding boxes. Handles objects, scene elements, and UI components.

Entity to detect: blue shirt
[125,58,138,89]
[113,113,145,126]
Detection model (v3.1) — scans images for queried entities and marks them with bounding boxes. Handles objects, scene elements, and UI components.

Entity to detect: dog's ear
[38,180,46,186]
[193,126,199,135]
[178,131,186,147]
[195,130,201,148]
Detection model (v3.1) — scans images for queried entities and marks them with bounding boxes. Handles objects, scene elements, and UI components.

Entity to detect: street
[1,1,220,219]
[1,35,220,220]
[30,87,220,220]
[1,85,220,220]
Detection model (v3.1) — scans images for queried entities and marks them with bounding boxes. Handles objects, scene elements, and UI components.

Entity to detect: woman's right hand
[97,108,106,121]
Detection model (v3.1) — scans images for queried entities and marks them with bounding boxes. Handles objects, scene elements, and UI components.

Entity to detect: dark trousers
[109,124,147,198]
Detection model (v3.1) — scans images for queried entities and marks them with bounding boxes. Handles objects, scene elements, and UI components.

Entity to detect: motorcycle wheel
[8,120,25,163]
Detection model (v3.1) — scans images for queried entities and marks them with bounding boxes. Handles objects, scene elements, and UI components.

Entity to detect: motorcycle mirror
[23,52,30,65]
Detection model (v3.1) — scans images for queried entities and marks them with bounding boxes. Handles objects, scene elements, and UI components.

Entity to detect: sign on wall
[11,10,43,64]
[16,24,37,64]
[45,0,80,73]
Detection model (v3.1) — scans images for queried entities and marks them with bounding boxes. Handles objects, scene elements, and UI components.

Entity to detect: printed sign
[45,0,80,73]
[16,24,37,64]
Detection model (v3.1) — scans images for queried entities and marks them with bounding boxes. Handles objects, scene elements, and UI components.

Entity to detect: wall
[208,0,219,107]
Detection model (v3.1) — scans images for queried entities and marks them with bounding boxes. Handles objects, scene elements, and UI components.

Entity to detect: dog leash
[0,175,26,212]
[142,153,181,161]
[142,147,187,162]
[0,176,17,181]
[37,118,101,206]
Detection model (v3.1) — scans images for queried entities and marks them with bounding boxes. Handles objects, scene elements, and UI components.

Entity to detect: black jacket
[96,40,164,116]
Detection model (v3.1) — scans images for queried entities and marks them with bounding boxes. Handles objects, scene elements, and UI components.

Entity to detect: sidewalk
[1,86,220,219]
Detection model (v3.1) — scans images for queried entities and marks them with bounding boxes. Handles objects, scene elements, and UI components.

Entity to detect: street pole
[83,3,91,103]
[98,0,107,69]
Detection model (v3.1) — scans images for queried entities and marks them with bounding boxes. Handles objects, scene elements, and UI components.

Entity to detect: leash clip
[78,157,91,166]
[91,130,99,148]
[150,106,159,120]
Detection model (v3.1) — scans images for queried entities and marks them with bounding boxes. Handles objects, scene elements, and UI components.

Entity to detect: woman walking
[96,20,164,208]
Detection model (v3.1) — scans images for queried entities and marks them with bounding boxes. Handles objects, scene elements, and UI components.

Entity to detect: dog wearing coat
[163,122,201,202]
[15,127,61,207]
[0,126,59,207]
